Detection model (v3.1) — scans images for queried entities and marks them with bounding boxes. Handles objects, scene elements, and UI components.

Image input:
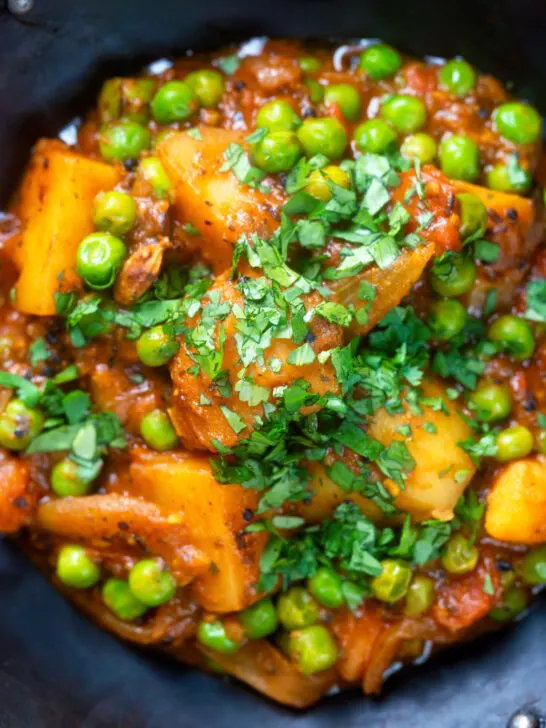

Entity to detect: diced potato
[485,457,546,544]
[13,140,120,315]
[130,449,266,612]
[367,379,476,520]
[331,243,435,337]
[157,127,284,271]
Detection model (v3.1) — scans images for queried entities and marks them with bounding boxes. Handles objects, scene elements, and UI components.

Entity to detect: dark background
[1,0,546,725]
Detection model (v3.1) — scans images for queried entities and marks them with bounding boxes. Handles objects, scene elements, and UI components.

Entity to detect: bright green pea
[359,44,402,80]
[99,78,156,124]
[354,119,397,154]
[429,253,477,297]
[299,56,321,73]
[137,157,174,201]
[308,567,344,608]
[0,399,44,451]
[537,430,546,456]
[304,79,324,104]
[488,314,535,360]
[404,575,435,616]
[76,232,127,290]
[239,597,279,639]
[521,545,546,585]
[324,84,361,121]
[288,625,338,675]
[441,534,479,574]
[371,559,412,604]
[381,95,427,134]
[251,130,302,173]
[93,190,137,236]
[128,559,176,607]
[102,578,148,621]
[467,381,512,423]
[151,80,198,124]
[140,409,179,451]
[494,102,542,144]
[400,132,437,163]
[495,425,534,462]
[439,59,477,98]
[136,326,179,367]
[428,299,467,340]
[98,78,123,124]
[489,586,529,622]
[99,121,151,163]
[277,586,319,630]
[51,458,95,498]
[184,69,225,108]
[197,619,240,654]
[297,117,348,159]
[56,545,100,589]
[256,100,301,132]
[457,193,488,240]
[486,163,532,194]
[439,134,480,181]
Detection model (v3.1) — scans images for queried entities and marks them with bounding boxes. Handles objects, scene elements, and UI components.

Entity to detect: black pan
[0,0,545,725]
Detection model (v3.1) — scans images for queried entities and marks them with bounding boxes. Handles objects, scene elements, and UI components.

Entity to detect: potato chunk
[130,449,266,612]
[13,140,120,315]
[367,380,476,520]
[485,457,546,544]
[157,127,284,270]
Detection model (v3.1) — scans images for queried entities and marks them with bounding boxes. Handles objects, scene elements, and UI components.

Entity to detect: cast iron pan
[0,1,545,725]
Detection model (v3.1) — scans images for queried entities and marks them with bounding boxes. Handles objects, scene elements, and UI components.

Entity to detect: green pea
[56,545,100,589]
[102,578,148,621]
[0,399,44,451]
[197,619,240,654]
[304,79,324,104]
[297,117,348,159]
[521,545,546,585]
[308,567,344,608]
[489,586,529,622]
[441,534,479,574]
[494,102,542,144]
[251,130,302,173]
[128,559,176,607]
[400,132,437,163]
[140,409,179,451]
[359,44,402,80]
[136,326,179,367]
[537,430,546,456]
[51,458,95,498]
[467,382,512,423]
[457,193,488,240]
[305,165,350,201]
[137,157,174,201]
[496,425,534,462]
[428,299,467,340]
[98,78,123,124]
[429,253,477,297]
[488,314,535,360]
[93,191,137,236]
[299,56,322,73]
[439,59,477,98]
[486,163,532,194]
[354,119,397,154]
[99,121,151,163]
[239,597,279,639]
[381,95,427,134]
[151,81,198,124]
[288,625,338,675]
[371,559,412,604]
[439,134,480,181]
[184,69,225,108]
[256,99,301,131]
[404,574,435,616]
[277,586,319,630]
[121,78,157,121]
[324,84,361,121]
[76,232,127,290]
